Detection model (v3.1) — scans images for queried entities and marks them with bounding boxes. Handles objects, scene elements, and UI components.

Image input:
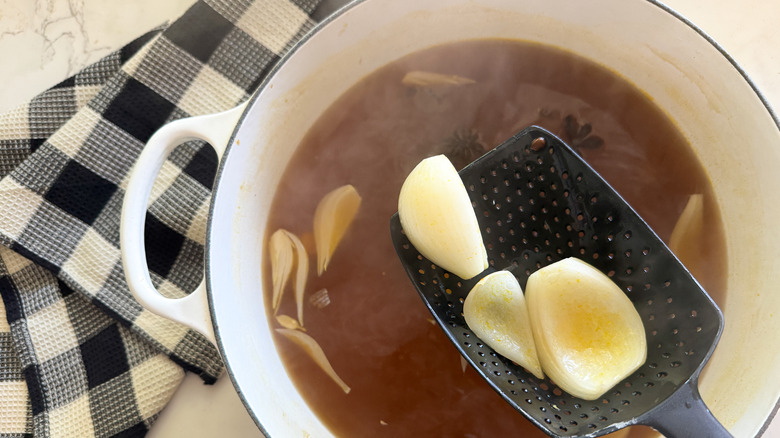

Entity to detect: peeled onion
[269,229,294,311]
[525,258,646,400]
[398,155,488,279]
[276,329,351,394]
[314,185,362,275]
[463,271,544,379]
[269,229,308,324]
[276,314,305,331]
[401,71,476,87]
[283,230,308,326]
[669,193,704,277]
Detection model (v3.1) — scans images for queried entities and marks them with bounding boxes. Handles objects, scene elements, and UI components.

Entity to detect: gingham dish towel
[0,0,321,436]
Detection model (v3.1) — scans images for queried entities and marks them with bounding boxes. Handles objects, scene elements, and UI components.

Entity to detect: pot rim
[203,0,780,436]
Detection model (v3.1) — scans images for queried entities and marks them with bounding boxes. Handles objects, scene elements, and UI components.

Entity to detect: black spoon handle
[640,377,732,438]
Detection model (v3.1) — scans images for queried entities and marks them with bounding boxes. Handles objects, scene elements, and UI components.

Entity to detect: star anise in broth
[534,109,605,156]
[561,114,605,154]
[442,128,485,170]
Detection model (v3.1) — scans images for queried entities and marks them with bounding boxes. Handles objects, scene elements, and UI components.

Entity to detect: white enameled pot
[120,0,780,436]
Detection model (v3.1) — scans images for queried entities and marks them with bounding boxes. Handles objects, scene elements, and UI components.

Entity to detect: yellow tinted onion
[464,271,544,379]
[269,229,308,324]
[526,258,646,400]
[275,314,305,331]
[314,185,362,275]
[282,230,308,326]
[269,229,294,311]
[276,328,351,394]
[401,71,476,87]
[669,194,704,277]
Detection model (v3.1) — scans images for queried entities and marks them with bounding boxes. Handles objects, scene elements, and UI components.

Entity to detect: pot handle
[120,102,248,345]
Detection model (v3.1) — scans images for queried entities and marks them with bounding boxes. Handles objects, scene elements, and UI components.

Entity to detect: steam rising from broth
[264,39,726,437]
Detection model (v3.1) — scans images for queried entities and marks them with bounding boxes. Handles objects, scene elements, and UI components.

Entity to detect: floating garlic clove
[463,271,544,379]
[401,71,476,87]
[526,258,646,400]
[276,314,306,331]
[669,194,704,276]
[281,230,309,326]
[269,229,294,311]
[276,328,351,394]
[314,185,362,275]
[398,155,488,280]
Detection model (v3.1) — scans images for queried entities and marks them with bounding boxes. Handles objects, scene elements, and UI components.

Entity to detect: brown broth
[264,39,727,437]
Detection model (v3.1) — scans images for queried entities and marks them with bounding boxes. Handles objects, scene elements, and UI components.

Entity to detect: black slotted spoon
[389,126,730,437]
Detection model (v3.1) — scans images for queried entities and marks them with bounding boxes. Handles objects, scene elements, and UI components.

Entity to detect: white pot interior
[207,0,780,436]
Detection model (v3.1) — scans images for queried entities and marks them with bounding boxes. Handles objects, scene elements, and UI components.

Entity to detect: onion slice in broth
[401,70,476,87]
[314,185,362,275]
[276,314,306,331]
[276,328,351,394]
[669,193,705,277]
[283,230,309,326]
[269,229,294,311]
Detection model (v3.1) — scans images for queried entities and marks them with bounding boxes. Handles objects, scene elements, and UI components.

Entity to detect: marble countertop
[1,0,778,437]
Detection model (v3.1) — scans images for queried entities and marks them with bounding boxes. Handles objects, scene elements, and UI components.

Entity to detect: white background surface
[0,0,778,436]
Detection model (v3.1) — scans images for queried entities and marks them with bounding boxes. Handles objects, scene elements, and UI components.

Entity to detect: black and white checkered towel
[0,0,321,436]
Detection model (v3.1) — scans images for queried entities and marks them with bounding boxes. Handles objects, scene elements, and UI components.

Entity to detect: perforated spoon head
[390,126,729,437]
